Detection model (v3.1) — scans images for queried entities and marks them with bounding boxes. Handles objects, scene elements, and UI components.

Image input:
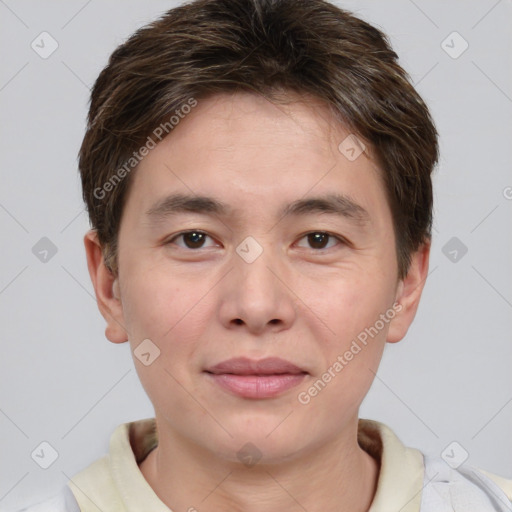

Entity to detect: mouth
[204,357,308,399]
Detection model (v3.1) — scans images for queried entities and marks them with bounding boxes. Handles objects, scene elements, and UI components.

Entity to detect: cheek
[120,271,213,405]
[306,270,395,346]
[120,267,214,354]
[297,272,394,403]
[297,282,391,418]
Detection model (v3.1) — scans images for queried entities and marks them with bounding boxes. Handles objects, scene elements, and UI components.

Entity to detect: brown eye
[309,233,329,249]
[182,231,206,248]
[296,232,341,250]
[169,231,216,249]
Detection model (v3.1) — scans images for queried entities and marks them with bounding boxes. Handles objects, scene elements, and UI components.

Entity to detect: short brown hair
[79,0,438,279]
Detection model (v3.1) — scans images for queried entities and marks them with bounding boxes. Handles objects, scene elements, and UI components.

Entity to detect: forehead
[126,91,388,222]
[170,91,344,156]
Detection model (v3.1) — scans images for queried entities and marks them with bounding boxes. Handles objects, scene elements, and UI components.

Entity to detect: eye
[296,232,342,250]
[167,231,217,249]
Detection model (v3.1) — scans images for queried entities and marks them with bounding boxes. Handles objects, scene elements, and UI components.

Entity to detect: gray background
[1,0,511,509]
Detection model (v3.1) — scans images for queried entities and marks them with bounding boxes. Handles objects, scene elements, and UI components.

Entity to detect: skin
[85,91,430,512]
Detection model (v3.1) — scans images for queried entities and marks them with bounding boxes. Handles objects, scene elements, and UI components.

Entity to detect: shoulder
[421,454,512,511]
[479,468,512,501]
[12,486,81,512]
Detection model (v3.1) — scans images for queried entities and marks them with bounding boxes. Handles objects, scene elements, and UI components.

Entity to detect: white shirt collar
[69,417,426,512]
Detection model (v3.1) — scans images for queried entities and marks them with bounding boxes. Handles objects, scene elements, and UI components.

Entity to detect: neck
[140,420,379,512]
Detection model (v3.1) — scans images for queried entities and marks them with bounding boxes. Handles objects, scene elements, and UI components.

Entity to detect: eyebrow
[145,193,230,220]
[280,194,370,225]
[145,192,370,225]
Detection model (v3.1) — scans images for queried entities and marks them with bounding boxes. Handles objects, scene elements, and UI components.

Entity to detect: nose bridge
[218,236,296,332]
[238,245,276,297]
[235,238,280,307]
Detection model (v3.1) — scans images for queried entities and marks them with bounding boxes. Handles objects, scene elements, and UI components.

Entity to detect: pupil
[309,232,328,249]
[185,232,205,248]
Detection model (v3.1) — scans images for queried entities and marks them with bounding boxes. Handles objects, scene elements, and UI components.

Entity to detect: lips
[204,357,308,399]
[206,357,306,375]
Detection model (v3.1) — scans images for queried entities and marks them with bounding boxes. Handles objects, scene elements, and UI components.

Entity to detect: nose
[217,246,297,335]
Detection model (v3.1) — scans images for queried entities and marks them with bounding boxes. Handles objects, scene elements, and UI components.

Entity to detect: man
[19,0,512,510]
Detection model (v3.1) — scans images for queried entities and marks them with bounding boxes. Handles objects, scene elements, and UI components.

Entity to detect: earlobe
[387,241,430,344]
[84,230,129,344]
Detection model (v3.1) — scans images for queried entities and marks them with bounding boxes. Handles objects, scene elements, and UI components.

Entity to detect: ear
[84,230,128,344]
[387,240,430,343]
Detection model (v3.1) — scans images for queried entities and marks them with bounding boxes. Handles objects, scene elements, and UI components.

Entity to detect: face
[88,92,428,463]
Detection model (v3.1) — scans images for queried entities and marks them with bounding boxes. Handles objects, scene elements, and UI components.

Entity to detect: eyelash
[166,230,347,251]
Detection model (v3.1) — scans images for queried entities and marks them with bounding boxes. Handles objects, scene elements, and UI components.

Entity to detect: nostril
[269,319,280,325]
[233,318,244,325]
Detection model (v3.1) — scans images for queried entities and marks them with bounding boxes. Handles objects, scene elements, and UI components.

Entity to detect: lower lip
[206,373,307,399]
